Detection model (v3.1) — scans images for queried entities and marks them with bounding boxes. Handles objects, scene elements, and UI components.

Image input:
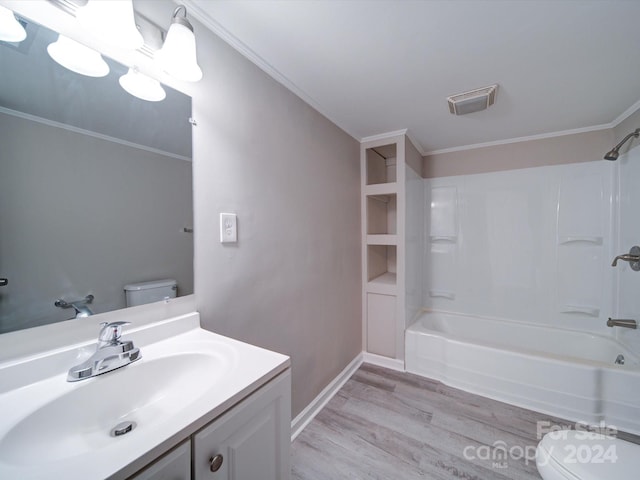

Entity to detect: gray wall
[131,2,363,417]
[0,112,193,332]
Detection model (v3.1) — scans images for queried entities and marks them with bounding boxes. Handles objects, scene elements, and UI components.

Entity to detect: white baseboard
[362,352,406,372]
[290,353,363,441]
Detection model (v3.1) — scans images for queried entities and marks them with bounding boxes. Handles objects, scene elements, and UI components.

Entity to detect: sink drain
[111,421,136,437]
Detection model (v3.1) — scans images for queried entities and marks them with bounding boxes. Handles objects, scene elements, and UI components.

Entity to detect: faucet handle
[98,321,131,345]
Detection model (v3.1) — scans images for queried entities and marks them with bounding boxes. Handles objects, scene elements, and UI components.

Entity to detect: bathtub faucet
[611,246,640,270]
[607,318,637,329]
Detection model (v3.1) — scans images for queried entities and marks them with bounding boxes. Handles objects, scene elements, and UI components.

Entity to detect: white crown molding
[360,128,407,144]
[0,106,191,162]
[422,123,613,156]
[611,98,640,127]
[404,128,424,154]
[182,0,360,142]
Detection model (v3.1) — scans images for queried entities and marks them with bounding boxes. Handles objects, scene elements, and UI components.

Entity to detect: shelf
[367,272,397,295]
[364,183,397,196]
[428,290,455,300]
[367,234,398,245]
[429,235,457,243]
[560,304,600,317]
[367,244,396,285]
[366,193,397,235]
[558,236,603,245]
[365,144,397,185]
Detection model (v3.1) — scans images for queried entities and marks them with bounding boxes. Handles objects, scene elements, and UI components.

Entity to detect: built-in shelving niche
[367,244,397,294]
[365,144,397,185]
[367,194,397,235]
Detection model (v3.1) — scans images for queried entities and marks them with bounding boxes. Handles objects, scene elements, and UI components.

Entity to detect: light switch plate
[220,213,237,243]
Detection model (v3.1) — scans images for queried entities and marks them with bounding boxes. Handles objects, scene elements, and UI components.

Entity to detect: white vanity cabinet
[193,370,291,480]
[130,441,191,480]
[128,370,291,480]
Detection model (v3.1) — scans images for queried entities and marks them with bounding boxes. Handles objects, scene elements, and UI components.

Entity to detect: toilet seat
[536,430,640,480]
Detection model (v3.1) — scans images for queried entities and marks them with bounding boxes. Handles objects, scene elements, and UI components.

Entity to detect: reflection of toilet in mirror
[537,429,640,479]
[124,279,177,307]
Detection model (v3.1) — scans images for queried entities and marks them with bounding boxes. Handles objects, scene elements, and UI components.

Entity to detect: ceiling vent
[447,84,498,115]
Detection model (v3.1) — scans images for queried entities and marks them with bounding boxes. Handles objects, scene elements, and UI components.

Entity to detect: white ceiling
[187,0,640,154]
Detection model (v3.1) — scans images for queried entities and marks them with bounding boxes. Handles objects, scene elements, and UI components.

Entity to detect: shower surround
[420,160,615,338]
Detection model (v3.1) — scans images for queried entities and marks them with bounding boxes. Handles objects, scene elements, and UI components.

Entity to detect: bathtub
[405,311,640,436]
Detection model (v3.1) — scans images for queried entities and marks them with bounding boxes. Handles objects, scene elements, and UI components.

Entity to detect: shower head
[604,149,619,161]
[604,128,640,161]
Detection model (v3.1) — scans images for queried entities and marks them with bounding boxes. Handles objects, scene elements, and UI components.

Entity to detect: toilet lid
[537,430,640,480]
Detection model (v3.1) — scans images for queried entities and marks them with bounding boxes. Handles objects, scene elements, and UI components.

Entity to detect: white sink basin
[0,312,289,479]
[0,352,223,465]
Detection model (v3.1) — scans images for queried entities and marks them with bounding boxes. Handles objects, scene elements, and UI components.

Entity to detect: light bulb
[156,6,202,82]
[0,5,27,43]
[47,35,110,77]
[119,68,166,102]
[76,0,144,50]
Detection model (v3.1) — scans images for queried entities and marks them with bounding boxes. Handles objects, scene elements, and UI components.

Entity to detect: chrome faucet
[55,294,94,319]
[67,321,141,382]
[71,303,93,318]
[607,318,637,329]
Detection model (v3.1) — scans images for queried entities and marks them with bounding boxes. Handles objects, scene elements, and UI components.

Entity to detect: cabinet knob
[209,454,224,472]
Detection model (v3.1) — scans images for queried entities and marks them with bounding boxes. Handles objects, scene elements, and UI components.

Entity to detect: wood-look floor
[291,364,640,480]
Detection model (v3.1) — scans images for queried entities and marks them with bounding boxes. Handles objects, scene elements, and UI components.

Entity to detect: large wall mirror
[0,16,194,333]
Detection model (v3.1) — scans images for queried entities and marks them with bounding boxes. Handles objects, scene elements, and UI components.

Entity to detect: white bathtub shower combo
[399,158,640,440]
[406,311,640,435]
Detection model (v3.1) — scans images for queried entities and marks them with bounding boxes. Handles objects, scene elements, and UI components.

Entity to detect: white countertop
[0,311,290,479]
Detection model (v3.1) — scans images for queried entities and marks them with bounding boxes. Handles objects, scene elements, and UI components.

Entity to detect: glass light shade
[47,35,110,77]
[119,68,166,102]
[75,0,144,50]
[0,5,26,43]
[157,22,202,82]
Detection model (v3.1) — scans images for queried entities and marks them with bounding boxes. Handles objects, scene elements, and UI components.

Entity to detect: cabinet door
[367,292,396,357]
[193,371,291,480]
[129,440,190,480]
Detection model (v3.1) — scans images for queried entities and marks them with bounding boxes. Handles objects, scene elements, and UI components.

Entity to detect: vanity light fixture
[47,34,110,77]
[75,0,144,51]
[0,5,27,43]
[119,67,167,102]
[156,5,203,82]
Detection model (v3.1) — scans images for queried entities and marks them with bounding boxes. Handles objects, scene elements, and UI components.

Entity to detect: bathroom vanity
[0,308,291,480]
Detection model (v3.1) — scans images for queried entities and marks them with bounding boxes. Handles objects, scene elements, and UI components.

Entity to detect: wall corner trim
[290,353,363,441]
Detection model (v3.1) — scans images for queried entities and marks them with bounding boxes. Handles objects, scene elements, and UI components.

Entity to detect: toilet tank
[124,279,177,307]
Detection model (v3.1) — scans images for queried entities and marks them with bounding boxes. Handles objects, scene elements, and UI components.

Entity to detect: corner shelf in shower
[560,304,600,317]
[558,236,603,245]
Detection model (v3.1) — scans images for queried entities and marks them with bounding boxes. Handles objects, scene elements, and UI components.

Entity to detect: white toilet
[124,279,177,307]
[537,430,640,479]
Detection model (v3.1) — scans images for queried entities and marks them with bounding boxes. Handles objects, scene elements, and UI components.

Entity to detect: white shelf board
[367,234,398,245]
[364,183,397,196]
[367,272,397,295]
